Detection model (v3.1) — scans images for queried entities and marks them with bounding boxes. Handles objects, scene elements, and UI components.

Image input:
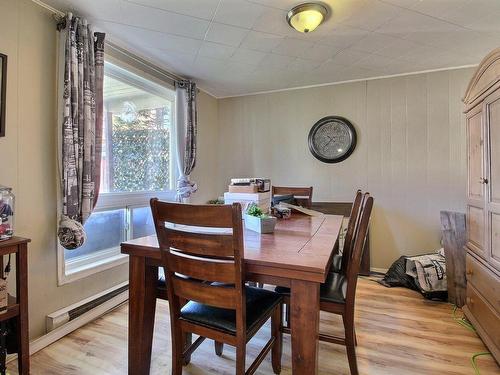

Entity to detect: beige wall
[0,0,220,340]
[217,68,475,269]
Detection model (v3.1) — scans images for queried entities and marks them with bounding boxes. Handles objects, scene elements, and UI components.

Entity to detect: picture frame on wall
[0,53,6,137]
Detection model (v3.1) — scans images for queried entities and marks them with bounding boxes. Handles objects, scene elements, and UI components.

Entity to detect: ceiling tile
[42,0,124,23]
[341,0,403,31]
[272,38,316,58]
[252,7,291,36]
[215,0,267,29]
[376,8,458,41]
[313,60,350,77]
[121,2,210,39]
[198,42,236,60]
[100,22,202,55]
[434,1,500,27]
[259,53,293,69]
[205,23,250,47]
[316,24,369,49]
[373,37,424,59]
[350,32,404,54]
[330,49,372,66]
[297,43,339,62]
[355,53,399,73]
[287,58,321,72]
[140,48,197,76]
[123,0,220,20]
[47,0,500,96]
[245,0,298,11]
[230,48,267,65]
[240,30,284,52]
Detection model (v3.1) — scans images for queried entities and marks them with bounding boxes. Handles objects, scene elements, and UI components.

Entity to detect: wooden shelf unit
[0,237,30,374]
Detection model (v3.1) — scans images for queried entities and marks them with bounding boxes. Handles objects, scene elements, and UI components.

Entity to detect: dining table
[121,213,343,375]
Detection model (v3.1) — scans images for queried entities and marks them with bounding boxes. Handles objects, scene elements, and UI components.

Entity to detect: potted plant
[244,203,277,234]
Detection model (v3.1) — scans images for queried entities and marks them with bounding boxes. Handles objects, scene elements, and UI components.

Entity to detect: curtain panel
[57,13,105,249]
[175,80,198,201]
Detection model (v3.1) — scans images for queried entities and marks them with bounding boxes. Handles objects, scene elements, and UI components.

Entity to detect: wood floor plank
[8,278,500,374]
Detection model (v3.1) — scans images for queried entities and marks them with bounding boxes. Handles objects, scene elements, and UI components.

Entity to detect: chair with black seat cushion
[277,193,374,375]
[331,190,363,275]
[280,190,363,328]
[151,199,283,375]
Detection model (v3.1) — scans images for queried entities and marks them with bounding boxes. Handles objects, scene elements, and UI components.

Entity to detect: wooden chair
[331,190,364,275]
[151,199,283,375]
[271,186,313,209]
[280,190,363,328]
[278,193,374,375]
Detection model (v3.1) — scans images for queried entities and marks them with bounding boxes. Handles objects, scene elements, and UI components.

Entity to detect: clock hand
[323,137,334,149]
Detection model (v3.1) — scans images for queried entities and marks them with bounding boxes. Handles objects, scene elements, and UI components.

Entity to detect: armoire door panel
[468,205,485,257]
[467,111,484,200]
[490,212,500,271]
[487,96,500,204]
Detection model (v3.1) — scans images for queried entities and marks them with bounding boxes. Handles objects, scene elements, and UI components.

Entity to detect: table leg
[290,279,320,375]
[128,256,157,375]
[16,244,29,375]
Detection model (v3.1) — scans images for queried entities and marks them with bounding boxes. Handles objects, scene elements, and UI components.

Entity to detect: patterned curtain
[175,80,198,201]
[58,13,105,249]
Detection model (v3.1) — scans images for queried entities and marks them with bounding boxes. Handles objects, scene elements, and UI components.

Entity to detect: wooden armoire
[463,48,500,363]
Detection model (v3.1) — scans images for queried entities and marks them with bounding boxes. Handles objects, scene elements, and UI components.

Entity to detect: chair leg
[171,325,184,375]
[236,345,246,375]
[285,303,291,329]
[183,332,192,365]
[214,341,224,356]
[344,320,358,375]
[271,305,283,374]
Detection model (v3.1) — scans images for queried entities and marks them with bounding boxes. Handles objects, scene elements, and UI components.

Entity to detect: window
[60,61,176,283]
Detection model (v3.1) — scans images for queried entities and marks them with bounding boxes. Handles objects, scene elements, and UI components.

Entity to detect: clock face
[308,116,357,163]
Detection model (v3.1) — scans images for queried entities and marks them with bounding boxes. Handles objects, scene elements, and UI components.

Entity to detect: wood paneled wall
[217,68,475,269]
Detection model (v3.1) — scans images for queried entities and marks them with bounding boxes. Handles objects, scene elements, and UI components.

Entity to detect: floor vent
[47,281,128,332]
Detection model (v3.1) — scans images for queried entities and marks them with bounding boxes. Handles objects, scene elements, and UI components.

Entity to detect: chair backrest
[150,199,246,333]
[345,194,374,307]
[340,190,363,274]
[272,186,313,208]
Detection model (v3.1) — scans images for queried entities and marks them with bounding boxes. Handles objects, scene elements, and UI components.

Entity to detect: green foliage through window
[107,106,171,192]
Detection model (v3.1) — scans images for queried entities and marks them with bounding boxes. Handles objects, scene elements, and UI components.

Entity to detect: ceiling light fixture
[286,3,328,33]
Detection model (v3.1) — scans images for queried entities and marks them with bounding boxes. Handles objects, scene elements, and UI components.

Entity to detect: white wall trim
[370,267,388,274]
[6,286,128,365]
[214,64,478,99]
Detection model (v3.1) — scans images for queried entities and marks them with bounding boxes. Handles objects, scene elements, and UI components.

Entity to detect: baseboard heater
[46,281,129,332]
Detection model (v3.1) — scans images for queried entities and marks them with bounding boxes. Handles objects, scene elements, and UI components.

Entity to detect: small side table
[0,237,29,374]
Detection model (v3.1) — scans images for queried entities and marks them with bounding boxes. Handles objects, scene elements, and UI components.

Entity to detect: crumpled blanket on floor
[406,248,447,292]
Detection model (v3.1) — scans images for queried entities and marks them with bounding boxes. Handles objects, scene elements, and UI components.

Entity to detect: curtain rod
[31,0,188,85]
[105,41,185,83]
[32,0,64,17]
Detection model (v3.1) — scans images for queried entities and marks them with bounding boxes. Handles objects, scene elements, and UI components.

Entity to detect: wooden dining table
[121,213,343,375]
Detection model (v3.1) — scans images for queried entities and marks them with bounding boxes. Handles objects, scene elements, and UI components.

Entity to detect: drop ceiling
[41,0,500,97]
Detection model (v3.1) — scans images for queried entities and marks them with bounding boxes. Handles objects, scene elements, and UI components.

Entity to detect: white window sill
[58,247,129,286]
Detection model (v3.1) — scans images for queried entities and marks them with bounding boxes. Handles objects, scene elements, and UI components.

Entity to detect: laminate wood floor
[8,278,500,374]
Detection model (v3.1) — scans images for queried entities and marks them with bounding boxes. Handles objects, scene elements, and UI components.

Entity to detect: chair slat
[165,227,234,258]
[154,202,234,228]
[172,276,237,309]
[167,251,236,283]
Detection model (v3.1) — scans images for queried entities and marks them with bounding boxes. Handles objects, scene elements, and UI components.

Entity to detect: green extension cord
[451,305,492,375]
[471,352,493,375]
[452,305,476,332]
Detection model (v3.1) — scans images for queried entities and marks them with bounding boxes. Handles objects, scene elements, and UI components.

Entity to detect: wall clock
[308,116,357,163]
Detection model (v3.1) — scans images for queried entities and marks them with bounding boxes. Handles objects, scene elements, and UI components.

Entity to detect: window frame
[57,51,178,286]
